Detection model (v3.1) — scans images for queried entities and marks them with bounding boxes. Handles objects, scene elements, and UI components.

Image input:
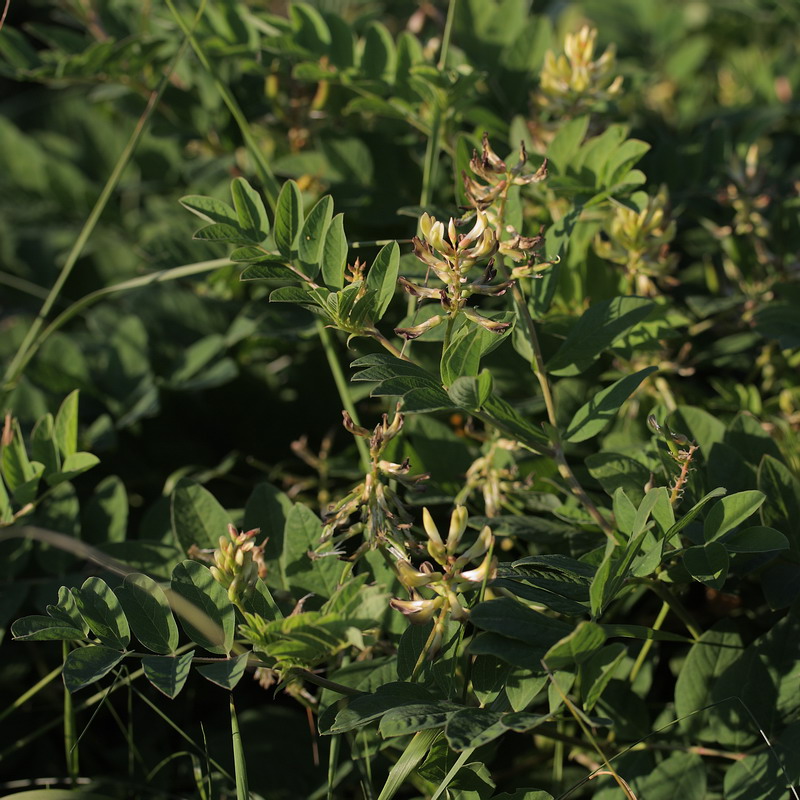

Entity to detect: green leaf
[378,703,457,738]
[193,223,247,243]
[239,259,292,281]
[82,475,128,545]
[196,652,250,690]
[48,451,99,485]
[30,413,59,477]
[47,586,88,634]
[2,418,38,493]
[170,478,231,554]
[170,560,235,655]
[63,645,125,693]
[115,573,179,654]
[180,195,238,226]
[683,542,729,589]
[447,370,493,411]
[580,643,627,711]
[142,650,195,699]
[704,490,765,541]
[230,177,270,243]
[634,752,706,800]
[321,682,436,735]
[365,241,399,321]
[547,297,654,376]
[469,599,571,648]
[361,21,396,83]
[755,301,800,349]
[11,615,86,641]
[291,3,331,54]
[274,180,304,258]
[664,487,727,542]
[444,708,506,750]
[543,621,606,670]
[758,455,800,555]
[283,503,342,599]
[564,367,656,443]
[506,669,548,712]
[674,622,744,741]
[480,393,550,449]
[321,212,347,289]
[441,315,513,387]
[298,195,334,274]
[722,526,789,553]
[75,577,130,650]
[53,389,79,458]
[546,116,590,174]
[244,482,293,590]
[326,11,355,68]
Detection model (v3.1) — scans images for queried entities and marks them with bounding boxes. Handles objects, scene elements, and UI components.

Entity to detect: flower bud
[389,595,443,625]
[456,551,497,586]
[447,590,471,622]
[396,559,442,588]
[447,505,469,555]
[453,525,493,570]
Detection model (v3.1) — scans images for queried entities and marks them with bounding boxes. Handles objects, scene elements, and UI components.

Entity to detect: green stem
[628,600,669,684]
[0,662,62,725]
[437,0,459,71]
[230,695,250,800]
[1,9,203,396]
[63,642,79,785]
[164,0,280,210]
[644,579,702,641]
[316,320,370,471]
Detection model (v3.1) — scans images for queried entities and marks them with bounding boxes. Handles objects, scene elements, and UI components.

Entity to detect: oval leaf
[564,367,656,443]
[274,180,304,258]
[321,213,347,289]
[116,573,179,654]
[170,478,230,554]
[196,651,250,690]
[231,177,270,243]
[365,241,399,320]
[298,195,334,274]
[75,577,130,650]
[12,615,86,641]
[722,526,789,554]
[683,542,729,590]
[142,650,195,699]
[63,645,125,693]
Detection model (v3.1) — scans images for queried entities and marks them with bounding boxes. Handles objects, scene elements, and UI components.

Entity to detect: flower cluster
[319,407,426,560]
[209,524,267,607]
[395,135,551,341]
[390,507,496,656]
[594,187,678,295]
[537,25,623,117]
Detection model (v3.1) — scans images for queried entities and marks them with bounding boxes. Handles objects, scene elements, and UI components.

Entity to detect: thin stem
[2,9,203,395]
[642,579,702,641]
[316,320,370,471]
[554,447,615,539]
[628,601,669,684]
[0,662,63,725]
[63,642,79,786]
[369,329,413,362]
[164,0,280,210]
[545,664,636,800]
[294,669,365,697]
[437,0,459,71]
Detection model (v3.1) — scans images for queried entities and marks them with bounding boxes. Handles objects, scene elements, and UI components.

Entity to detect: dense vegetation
[1,1,799,798]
